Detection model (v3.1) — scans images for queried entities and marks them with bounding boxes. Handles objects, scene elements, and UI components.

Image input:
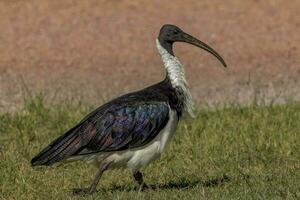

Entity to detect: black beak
[179,32,227,68]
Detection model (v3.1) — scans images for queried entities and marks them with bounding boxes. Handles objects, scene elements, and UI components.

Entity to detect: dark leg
[133,171,149,192]
[73,162,111,195]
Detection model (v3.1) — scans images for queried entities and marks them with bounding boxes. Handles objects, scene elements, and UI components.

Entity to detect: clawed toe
[139,183,149,192]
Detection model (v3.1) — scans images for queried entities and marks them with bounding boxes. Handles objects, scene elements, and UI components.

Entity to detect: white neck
[156,39,195,118]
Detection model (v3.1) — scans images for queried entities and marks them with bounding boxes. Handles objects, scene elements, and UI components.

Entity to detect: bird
[31,24,227,195]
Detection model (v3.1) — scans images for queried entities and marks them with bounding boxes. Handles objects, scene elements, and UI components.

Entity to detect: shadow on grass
[102,174,231,193]
[151,174,230,190]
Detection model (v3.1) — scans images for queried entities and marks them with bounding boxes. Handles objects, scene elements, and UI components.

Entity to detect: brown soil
[0,0,299,111]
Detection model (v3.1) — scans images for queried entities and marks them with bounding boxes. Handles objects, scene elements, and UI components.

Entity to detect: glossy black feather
[31,77,183,166]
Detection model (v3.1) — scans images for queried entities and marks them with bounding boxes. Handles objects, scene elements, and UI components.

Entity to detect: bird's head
[158,24,227,67]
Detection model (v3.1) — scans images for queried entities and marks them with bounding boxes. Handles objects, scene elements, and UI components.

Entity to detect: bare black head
[158,24,227,67]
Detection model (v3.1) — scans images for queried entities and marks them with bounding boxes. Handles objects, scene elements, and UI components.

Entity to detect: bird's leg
[133,171,149,192]
[73,162,111,195]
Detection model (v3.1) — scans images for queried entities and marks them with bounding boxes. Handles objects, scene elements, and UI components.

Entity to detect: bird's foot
[72,187,95,195]
[139,183,149,192]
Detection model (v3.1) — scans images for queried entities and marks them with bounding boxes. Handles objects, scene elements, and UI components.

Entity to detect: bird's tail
[31,124,82,166]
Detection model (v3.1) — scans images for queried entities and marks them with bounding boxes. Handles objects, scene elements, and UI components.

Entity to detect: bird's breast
[103,109,178,171]
[127,109,178,171]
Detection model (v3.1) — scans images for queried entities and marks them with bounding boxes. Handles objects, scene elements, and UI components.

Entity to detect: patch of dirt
[0,0,299,111]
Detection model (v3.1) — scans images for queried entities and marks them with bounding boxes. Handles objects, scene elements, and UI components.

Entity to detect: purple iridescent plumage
[31,101,169,166]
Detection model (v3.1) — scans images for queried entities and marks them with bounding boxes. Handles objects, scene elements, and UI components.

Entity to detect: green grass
[0,96,299,199]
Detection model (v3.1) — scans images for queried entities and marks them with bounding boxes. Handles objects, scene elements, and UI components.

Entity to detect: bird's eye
[173,30,179,34]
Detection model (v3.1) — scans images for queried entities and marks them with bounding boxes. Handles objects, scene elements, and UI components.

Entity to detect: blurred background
[0,0,299,111]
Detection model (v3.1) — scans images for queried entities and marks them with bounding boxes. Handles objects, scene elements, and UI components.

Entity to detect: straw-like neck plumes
[156,39,194,118]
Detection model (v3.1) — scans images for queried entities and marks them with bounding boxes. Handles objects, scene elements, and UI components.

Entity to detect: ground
[0,97,299,199]
[0,0,299,111]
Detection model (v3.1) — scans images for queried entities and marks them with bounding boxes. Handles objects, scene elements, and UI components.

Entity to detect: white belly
[95,109,179,172]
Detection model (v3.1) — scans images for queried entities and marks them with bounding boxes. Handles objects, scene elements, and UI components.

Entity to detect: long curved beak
[179,32,227,67]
